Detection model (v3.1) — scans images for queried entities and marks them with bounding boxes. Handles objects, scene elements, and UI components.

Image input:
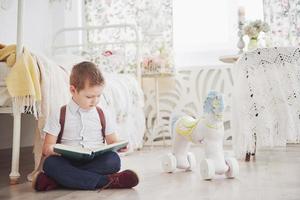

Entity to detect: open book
[54,140,128,161]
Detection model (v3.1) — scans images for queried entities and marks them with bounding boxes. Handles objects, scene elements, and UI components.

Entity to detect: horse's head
[203,91,224,121]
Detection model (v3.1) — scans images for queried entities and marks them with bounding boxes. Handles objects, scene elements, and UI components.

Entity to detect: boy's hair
[70,61,105,91]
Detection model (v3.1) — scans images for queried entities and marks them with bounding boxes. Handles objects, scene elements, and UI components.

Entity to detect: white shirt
[43,99,116,148]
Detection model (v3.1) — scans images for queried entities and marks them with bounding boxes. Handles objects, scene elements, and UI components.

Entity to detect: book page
[90,140,128,153]
[54,144,92,155]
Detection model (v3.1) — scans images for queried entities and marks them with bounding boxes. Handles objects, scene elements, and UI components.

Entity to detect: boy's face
[70,82,104,110]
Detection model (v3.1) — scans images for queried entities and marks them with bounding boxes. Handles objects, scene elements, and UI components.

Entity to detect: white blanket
[28,54,70,180]
[0,62,11,106]
[101,73,145,150]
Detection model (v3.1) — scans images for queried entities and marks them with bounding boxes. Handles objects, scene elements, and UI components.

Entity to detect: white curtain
[263,0,300,46]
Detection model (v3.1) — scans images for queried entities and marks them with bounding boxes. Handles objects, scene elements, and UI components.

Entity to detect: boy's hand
[43,144,61,157]
[105,133,129,152]
[43,133,61,157]
[118,145,129,153]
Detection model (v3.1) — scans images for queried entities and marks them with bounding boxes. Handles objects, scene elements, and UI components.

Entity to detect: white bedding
[0,62,11,106]
[100,73,145,150]
[0,62,10,84]
[0,87,10,107]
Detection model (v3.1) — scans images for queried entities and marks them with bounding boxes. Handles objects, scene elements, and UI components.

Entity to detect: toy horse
[161,91,239,180]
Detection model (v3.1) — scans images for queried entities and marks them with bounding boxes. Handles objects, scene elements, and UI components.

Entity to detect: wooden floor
[0,145,300,200]
[0,147,35,188]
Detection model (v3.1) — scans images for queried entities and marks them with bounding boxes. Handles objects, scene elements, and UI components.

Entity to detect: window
[173,0,264,66]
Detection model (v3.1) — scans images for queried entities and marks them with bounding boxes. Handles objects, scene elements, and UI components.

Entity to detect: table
[142,72,175,146]
[219,54,240,63]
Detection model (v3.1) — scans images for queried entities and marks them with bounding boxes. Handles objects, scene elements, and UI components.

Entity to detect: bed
[1,21,145,183]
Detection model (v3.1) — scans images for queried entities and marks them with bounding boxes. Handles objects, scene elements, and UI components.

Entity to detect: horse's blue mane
[203,91,224,114]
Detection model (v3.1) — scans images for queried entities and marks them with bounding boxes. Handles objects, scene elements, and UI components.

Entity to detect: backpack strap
[57,105,67,144]
[56,105,106,144]
[96,106,106,144]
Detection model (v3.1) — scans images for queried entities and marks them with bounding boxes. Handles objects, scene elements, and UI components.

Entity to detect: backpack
[56,105,106,144]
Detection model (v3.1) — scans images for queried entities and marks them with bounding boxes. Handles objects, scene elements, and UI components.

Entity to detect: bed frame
[52,24,142,85]
[0,0,25,185]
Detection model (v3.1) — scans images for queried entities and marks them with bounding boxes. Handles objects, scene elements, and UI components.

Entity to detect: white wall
[0,0,82,55]
[1,0,52,54]
[173,0,264,67]
[0,0,82,149]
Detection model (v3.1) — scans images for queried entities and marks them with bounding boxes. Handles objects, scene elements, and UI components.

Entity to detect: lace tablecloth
[232,47,300,159]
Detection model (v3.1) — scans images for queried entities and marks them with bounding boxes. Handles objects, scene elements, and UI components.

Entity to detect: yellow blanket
[0,44,41,115]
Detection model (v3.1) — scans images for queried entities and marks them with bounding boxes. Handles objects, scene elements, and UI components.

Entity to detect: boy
[32,61,139,191]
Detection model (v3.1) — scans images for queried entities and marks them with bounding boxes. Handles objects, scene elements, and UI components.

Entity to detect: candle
[238,6,245,22]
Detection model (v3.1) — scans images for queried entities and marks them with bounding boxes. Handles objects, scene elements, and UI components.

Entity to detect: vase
[247,37,258,51]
